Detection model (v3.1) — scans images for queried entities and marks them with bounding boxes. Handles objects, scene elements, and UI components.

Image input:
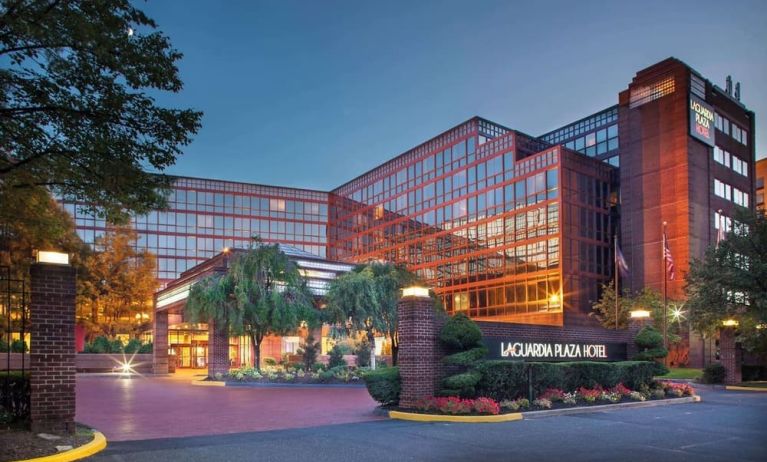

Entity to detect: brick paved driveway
[75,373,382,441]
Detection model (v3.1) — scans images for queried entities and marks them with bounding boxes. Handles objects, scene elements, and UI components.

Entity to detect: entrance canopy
[155,245,355,316]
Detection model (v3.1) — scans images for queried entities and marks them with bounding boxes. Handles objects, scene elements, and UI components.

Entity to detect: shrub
[702,363,726,384]
[138,342,153,354]
[562,392,577,405]
[532,398,552,409]
[611,383,632,396]
[124,338,142,354]
[634,326,668,375]
[499,398,530,411]
[264,357,278,366]
[476,361,656,401]
[539,388,565,402]
[578,387,602,403]
[439,313,483,351]
[300,334,320,371]
[629,391,646,401]
[476,361,527,401]
[0,371,30,423]
[659,381,695,397]
[473,397,501,415]
[438,314,485,397]
[355,340,371,368]
[600,391,622,403]
[362,367,400,406]
[0,339,28,353]
[328,345,346,369]
[312,362,327,372]
[651,389,666,399]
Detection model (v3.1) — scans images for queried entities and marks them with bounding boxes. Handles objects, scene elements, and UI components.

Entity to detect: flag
[616,245,629,277]
[663,231,675,280]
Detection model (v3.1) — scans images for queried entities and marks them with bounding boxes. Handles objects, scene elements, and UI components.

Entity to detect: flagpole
[614,233,619,330]
[662,221,668,367]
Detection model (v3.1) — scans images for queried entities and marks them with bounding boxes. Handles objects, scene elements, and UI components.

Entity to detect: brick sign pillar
[30,261,77,434]
[397,293,438,409]
[719,327,742,384]
[153,309,169,374]
[207,319,229,378]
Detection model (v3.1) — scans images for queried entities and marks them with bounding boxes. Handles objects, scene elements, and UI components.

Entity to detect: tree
[590,281,631,329]
[1,0,202,222]
[77,227,157,338]
[591,282,682,343]
[0,183,87,275]
[229,244,314,370]
[686,208,767,351]
[325,262,418,369]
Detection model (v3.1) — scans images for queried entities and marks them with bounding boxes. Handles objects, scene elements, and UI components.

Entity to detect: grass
[659,368,702,380]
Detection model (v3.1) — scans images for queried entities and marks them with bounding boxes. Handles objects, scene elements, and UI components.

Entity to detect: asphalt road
[89,387,767,462]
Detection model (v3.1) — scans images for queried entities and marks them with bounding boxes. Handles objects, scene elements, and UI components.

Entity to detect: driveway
[76,373,382,441]
[89,387,767,461]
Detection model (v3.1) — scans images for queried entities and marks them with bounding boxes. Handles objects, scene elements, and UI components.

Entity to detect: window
[269,199,286,212]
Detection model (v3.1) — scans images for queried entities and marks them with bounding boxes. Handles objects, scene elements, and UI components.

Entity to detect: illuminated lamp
[402,286,430,298]
[630,309,651,319]
[549,293,561,305]
[35,250,69,265]
[722,319,739,327]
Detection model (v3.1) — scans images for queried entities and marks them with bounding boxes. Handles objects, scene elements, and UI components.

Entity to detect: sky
[142,0,767,191]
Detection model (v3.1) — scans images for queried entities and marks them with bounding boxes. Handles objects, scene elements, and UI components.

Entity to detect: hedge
[476,361,657,401]
[362,367,400,406]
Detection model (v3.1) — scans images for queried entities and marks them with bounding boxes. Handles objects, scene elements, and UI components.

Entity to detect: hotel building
[68,57,757,370]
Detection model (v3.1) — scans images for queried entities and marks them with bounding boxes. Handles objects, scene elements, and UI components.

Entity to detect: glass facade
[540,106,620,167]
[330,118,615,325]
[64,177,329,284]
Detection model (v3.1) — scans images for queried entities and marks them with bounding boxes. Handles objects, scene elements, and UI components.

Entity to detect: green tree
[686,208,767,351]
[77,227,158,338]
[1,0,202,222]
[590,281,631,329]
[325,262,418,369]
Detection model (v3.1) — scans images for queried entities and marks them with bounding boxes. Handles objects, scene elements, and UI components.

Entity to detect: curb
[191,380,365,388]
[190,379,225,387]
[389,410,523,423]
[725,385,767,392]
[225,382,365,389]
[522,395,700,419]
[12,431,107,462]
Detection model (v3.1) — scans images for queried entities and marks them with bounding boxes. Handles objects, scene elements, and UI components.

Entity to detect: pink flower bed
[414,396,501,415]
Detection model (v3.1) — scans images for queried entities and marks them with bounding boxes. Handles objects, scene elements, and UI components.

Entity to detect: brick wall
[30,263,77,434]
[207,319,230,378]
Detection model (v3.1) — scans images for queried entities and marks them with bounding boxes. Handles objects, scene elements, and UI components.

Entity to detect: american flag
[663,231,675,280]
[616,245,629,277]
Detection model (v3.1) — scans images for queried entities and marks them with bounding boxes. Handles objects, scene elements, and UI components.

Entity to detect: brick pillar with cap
[207,319,230,378]
[719,327,742,384]
[397,294,438,408]
[30,261,77,434]
[153,308,169,374]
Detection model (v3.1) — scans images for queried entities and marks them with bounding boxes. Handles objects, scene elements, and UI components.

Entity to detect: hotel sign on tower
[689,94,715,147]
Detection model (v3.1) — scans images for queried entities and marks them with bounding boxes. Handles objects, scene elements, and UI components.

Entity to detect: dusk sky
[144,0,767,191]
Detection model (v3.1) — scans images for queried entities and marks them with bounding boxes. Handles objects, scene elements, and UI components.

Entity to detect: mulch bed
[0,424,93,462]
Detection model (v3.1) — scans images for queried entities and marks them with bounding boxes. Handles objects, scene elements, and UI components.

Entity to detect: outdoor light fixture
[549,293,561,304]
[35,250,69,265]
[670,306,686,322]
[117,360,134,377]
[630,309,651,319]
[722,319,739,327]
[402,286,430,298]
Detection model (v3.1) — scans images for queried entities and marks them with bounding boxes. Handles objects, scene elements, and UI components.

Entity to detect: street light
[722,319,739,327]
